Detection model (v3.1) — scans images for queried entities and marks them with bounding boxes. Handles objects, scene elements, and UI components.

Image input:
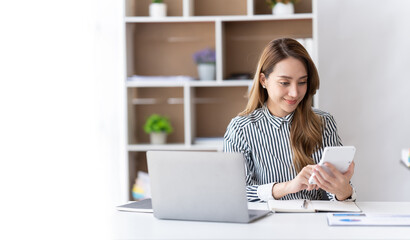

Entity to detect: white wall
[0,0,124,238]
[317,0,410,201]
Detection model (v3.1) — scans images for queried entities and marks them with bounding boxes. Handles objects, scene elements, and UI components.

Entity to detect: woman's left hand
[313,161,355,200]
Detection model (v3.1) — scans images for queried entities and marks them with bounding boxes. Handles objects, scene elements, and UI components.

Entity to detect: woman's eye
[280,82,289,86]
[298,81,307,85]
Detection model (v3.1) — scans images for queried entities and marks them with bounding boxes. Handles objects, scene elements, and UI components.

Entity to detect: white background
[1,0,409,239]
[0,0,124,239]
[318,0,410,201]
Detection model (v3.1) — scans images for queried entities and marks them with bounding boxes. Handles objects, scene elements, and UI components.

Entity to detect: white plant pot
[272,2,294,15]
[149,3,167,18]
[150,132,167,144]
[197,63,216,81]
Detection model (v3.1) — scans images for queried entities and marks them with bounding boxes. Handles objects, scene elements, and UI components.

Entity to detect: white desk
[113,202,410,239]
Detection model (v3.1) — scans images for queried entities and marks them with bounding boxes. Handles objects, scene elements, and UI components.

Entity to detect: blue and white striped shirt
[223,104,356,202]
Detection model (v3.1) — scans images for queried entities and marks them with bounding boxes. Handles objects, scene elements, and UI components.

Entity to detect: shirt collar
[263,103,294,129]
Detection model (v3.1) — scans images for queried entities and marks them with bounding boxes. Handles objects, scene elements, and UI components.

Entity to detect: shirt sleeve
[322,114,357,202]
[223,118,270,202]
[322,113,342,148]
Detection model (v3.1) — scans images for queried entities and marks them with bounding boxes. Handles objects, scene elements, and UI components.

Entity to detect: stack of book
[401,148,410,167]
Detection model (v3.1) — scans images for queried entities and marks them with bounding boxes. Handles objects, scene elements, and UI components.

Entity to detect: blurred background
[318,0,410,202]
[1,0,409,238]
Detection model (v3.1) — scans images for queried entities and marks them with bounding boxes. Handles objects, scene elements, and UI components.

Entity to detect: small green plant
[143,114,173,134]
[266,0,298,8]
[152,0,163,3]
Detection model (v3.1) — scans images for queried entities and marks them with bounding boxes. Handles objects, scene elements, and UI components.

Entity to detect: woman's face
[260,57,308,118]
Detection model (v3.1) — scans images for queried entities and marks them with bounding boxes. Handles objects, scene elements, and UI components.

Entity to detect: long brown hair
[240,38,322,173]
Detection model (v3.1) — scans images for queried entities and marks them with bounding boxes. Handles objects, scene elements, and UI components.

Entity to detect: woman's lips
[285,99,298,105]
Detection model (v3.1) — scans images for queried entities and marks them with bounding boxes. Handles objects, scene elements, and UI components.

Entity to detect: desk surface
[113,202,410,239]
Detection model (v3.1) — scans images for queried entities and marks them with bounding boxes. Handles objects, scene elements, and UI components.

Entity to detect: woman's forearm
[272,181,291,199]
[335,185,353,201]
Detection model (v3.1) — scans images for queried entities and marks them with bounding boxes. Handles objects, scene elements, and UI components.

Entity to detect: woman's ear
[259,73,266,88]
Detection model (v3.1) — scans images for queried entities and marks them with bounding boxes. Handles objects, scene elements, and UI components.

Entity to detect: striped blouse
[223,104,356,202]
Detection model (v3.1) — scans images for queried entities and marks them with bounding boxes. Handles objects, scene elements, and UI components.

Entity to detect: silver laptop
[146,151,271,223]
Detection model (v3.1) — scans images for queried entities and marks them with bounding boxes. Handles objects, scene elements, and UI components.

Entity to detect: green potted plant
[149,0,167,18]
[266,0,298,15]
[143,114,173,144]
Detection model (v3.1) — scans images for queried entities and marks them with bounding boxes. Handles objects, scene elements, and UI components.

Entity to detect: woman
[223,38,356,202]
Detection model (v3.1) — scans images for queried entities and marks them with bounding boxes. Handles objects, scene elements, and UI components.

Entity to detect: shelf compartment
[126,22,215,78]
[222,19,312,80]
[193,0,247,16]
[126,0,183,17]
[253,0,312,15]
[192,86,248,140]
[128,87,185,144]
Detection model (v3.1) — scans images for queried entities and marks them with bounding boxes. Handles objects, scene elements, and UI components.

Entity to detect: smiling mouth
[284,99,298,105]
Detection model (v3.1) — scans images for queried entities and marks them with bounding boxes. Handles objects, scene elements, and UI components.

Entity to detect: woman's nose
[288,85,298,97]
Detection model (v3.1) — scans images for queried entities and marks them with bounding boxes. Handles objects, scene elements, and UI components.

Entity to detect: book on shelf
[401,148,410,167]
[132,171,151,200]
[268,199,361,213]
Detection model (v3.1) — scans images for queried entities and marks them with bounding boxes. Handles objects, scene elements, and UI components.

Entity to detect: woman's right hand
[272,165,318,199]
[288,165,318,193]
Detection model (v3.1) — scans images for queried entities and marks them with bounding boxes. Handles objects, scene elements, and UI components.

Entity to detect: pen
[301,200,307,209]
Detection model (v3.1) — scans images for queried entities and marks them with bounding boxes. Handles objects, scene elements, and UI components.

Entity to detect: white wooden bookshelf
[123,0,318,201]
[125,14,314,23]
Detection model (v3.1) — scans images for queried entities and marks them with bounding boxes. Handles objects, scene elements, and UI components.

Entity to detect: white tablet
[309,146,356,184]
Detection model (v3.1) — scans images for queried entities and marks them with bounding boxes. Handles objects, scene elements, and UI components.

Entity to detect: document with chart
[327,213,410,226]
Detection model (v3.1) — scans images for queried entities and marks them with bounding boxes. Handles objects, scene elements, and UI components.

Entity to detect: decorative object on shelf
[143,114,173,144]
[401,148,410,168]
[149,0,167,18]
[132,171,151,200]
[193,48,216,81]
[266,0,297,15]
[228,73,252,80]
